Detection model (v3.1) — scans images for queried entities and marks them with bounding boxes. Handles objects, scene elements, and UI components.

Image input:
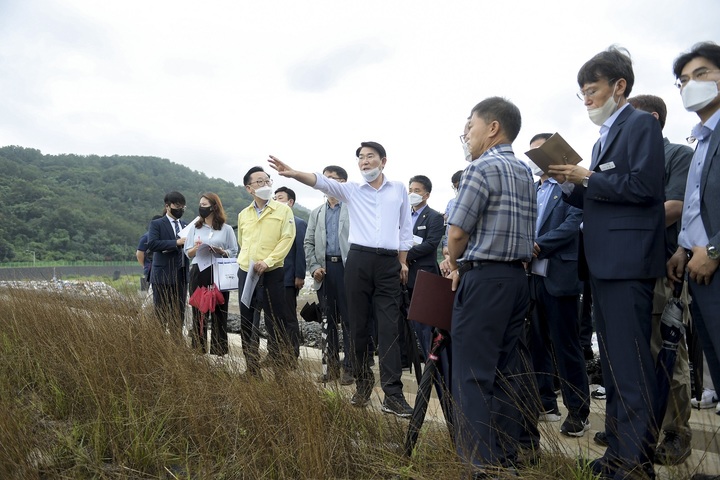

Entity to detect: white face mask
[531,165,545,177]
[254,185,273,201]
[408,192,424,207]
[681,79,719,112]
[360,167,381,183]
[462,140,472,162]
[588,85,619,126]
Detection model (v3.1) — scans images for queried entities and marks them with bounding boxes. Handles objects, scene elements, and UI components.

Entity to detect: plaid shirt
[448,144,535,262]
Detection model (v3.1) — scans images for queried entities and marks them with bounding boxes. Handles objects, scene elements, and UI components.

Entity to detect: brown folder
[407,270,455,331]
[524,132,582,174]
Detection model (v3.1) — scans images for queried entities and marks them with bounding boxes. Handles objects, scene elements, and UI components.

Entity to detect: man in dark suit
[549,47,666,479]
[274,186,307,362]
[667,43,720,480]
[527,133,590,438]
[405,175,445,357]
[147,191,189,338]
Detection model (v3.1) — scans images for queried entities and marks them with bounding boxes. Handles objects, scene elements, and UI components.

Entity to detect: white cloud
[0,0,718,210]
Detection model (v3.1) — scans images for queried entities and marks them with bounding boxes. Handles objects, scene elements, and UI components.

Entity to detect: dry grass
[0,284,647,479]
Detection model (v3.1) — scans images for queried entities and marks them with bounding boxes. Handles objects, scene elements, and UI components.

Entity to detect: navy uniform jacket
[147,216,188,285]
[535,181,583,297]
[406,205,444,289]
[565,105,666,280]
[283,216,307,287]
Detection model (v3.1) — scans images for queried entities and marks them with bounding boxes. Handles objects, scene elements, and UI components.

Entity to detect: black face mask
[198,206,213,218]
[170,207,184,219]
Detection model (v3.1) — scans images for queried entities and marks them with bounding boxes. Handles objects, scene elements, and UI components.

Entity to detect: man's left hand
[688,246,719,285]
[294,277,304,289]
[400,262,409,285]
[547,164,592,184]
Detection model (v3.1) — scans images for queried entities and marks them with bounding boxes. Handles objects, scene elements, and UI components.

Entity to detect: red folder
[407,270,455,331]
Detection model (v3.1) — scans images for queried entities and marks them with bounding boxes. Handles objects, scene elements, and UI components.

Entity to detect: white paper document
[178,216,201,239]
[241,260,260,307]
[194,244,215,272]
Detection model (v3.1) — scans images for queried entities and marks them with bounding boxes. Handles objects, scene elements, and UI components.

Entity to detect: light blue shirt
[183,222,239,265]
[535,177,557,236]
[411,204,427,229]
[599,103,630,151]
[314,173,414,252]
[325,201,342,256]
[678,108,720,249]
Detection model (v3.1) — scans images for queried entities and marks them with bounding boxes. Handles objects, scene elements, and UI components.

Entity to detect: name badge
[417,225,426,230]
[413,234,424,245]
[599,161,616,171]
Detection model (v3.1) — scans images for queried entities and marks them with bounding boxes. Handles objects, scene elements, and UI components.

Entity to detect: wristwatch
[708,244,720,261]
[582,176,590,188]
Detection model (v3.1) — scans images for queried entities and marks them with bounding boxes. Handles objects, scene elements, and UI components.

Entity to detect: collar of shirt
[692,107,720,142]
[253,199,272,216]
[475,143,514,161]
[412,204,427,216]
[358,173,389,191]
[326,200,342,209]
[599,102,630,145]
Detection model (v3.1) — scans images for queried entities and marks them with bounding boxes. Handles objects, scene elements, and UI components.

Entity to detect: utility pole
[25,250,36,267]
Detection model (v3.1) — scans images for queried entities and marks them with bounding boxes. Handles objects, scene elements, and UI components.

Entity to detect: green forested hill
[0,146,308,263]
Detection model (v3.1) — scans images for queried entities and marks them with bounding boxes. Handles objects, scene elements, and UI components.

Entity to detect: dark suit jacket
[147,216,188,285]
[565,105,666,280]
[699,121,720,249]
[283,216,307,287]
[406,205,444,289]
[535,181,582,297]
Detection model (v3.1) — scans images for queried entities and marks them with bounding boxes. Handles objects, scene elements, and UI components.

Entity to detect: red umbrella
[189,284,225,335]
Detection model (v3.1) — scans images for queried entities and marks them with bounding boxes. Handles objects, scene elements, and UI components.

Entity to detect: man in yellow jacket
[237,166,296,377]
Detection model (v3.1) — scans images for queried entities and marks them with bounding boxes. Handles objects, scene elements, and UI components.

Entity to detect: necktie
[173,220,184,268]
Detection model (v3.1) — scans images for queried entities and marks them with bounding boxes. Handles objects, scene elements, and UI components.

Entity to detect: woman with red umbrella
[184,192,238,355]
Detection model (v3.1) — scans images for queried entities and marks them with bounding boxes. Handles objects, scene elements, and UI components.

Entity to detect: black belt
[350,244,398,257]
[325,255,342,263]
[458,259,524,276]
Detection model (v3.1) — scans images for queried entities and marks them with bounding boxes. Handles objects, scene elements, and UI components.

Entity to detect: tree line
[0,146,308,263]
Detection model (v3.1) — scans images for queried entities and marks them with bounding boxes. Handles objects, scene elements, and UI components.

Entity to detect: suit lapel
[538,183,561,231]
[701,126,720,195]
[591,105,633,171]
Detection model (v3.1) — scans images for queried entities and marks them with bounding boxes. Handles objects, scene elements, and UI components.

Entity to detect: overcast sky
[1,0,718,211]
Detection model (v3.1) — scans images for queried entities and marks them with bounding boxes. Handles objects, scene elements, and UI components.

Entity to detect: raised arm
[268,156,317,186]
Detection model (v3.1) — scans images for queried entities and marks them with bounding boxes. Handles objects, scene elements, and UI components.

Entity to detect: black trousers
[152,273,187,338]
[284,286,301,357]
[318,259,352,372]
[529,275,589,418]
[451,262,539,467]
[237,267,296,374]
[188,264,230,355]
[344,249,403,397]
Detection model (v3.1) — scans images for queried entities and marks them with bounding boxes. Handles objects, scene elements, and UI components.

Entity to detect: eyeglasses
[170,204,186,210]
[577,79,617,101]
[325,176,346,183]
[459,134,467,144]
[675,69,720,89]
[247,178,273,187]
[357,153,377,161]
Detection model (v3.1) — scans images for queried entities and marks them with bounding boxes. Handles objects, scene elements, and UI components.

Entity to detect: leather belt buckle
[327,256,340,263]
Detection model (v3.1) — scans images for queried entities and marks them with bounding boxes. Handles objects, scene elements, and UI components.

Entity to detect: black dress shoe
[655,431,691,465]
[594,430,609,447]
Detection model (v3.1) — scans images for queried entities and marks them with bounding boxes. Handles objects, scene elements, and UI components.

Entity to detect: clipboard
[524,132,582,174]
[407,270,455,331]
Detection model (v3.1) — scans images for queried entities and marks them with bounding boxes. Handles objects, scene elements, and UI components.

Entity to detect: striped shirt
[448,144,535,262]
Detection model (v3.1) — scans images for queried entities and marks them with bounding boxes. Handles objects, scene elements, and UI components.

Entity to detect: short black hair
[451,170,463,184]
[470,97,522,143]
[409,175,432,193]
[577,46,634,98]
[355,141,386,159]
[243,166,266,186]
[274,186,296,203]
[164,191,185,206]
[323,165,348,180]
[530,133,553,145]
[628,95,667,129]
[673,41,720,78]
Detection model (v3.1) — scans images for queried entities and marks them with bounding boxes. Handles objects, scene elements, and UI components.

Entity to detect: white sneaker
[539,407,562,422]
[691,388,718,409]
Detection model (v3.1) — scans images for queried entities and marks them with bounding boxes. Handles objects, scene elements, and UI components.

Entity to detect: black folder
[407,270,455,331]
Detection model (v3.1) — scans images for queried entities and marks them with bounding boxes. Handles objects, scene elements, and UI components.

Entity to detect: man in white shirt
[268,141,415,418]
